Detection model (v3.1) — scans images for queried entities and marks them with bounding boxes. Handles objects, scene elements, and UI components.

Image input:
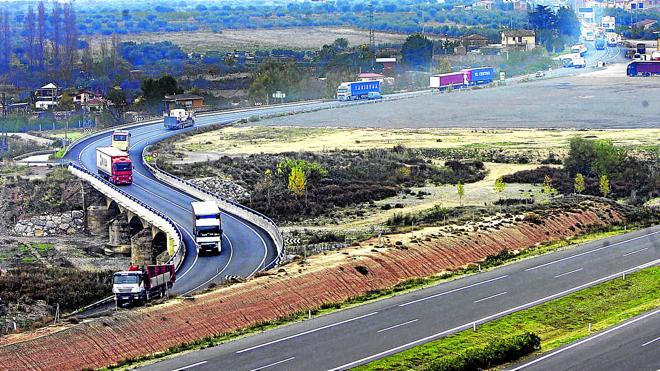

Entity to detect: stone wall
[189,177,249,203]
[13,211,85,237]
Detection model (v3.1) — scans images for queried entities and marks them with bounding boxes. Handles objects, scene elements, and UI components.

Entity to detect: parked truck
[164,108,195,130]
[192,201,222,254]
[96,146,132,185]
[462,67,495,85]
[336,81,381,101]
[111,130,130,151]
[113,264,175,306]
[626,61,660,76]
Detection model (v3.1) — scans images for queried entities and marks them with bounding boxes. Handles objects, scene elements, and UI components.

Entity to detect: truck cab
[96,146,133,185]
[113,265,175,306]
[113,270,144,305]
[191,201,222,254]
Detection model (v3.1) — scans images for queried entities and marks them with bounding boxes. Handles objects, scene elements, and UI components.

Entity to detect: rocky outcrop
[189,177,249,203]
[0,200,628,370]
[13,211,84,237]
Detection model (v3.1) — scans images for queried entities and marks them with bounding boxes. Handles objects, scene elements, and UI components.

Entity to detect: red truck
[112,264,176,305]
[96,146,132,185]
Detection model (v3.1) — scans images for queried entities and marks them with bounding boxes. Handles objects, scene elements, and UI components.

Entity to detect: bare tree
[24,6,36,69]
[37,1,46,69]
[51,2,61,66]
[0,10,10,72]
[62,3,77,68]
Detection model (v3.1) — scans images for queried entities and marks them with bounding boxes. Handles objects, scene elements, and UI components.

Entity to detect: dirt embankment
[0,200,626,370]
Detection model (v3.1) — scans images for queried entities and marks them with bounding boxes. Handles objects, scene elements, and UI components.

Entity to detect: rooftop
[163,93,204,101]
[501,29,536,37]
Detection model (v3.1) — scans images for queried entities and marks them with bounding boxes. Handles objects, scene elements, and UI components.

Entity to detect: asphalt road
[509,308,660,371]
[139,225,659,371]
[63,95,424,294]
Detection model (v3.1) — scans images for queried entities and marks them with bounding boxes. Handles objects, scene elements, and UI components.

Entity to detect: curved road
[64,96,423,294]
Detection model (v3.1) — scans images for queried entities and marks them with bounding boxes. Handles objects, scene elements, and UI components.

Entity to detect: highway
[63,95,425,294]
[510,308,660,371]
[139,225,659,371]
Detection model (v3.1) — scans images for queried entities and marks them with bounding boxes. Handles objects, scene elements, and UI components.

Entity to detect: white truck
[191,201,222,254]
[164,108,195,130]
[96,146,132,185]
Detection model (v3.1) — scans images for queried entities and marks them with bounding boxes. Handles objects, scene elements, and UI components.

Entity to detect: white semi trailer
[191,201,222,254]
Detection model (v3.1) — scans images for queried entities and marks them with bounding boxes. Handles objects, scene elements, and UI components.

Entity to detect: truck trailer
[626,61,660,76]
[430,71,468,90]
[192,201,222,254]
[96,146,132,185]
[336,81,381,101]
[164,108,195,130]
[113,264,175,306]
[595,38,605,50]
[571,44,588,57]
[462,67,495,85]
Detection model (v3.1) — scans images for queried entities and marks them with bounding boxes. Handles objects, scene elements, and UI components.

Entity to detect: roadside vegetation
[357,266,660,371]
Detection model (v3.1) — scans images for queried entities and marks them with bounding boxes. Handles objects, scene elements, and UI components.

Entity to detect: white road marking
[329,259,660,371]
[623,247,649,257]
[377,319,419,333]
[511,308,660,370]
[641,335,660,347]
[525,231,660,272]
[173,223,198,280]
[171,360,207,371]
[249,356,295,371]
[553,268,583,279]
[399,275,508,307]
[236,312,380,354]
[183,234,235,296]
[474,291,508,303]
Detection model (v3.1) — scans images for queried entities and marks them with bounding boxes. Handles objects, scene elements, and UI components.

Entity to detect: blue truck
[463,67,495,86]
[595,38,605,50]
[163,99,196,130]
[336,81,381,101]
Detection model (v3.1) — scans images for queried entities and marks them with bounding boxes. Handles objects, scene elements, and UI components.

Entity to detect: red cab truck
[112,264,176,306]
[96,146,132,185]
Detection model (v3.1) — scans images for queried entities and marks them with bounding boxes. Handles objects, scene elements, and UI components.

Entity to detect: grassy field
[174,126,660,156]
[96,27,435,52]
[357,266,660,371]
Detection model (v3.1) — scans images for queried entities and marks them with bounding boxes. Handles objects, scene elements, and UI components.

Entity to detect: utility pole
[368,4,375,51]
[0,93,7,153]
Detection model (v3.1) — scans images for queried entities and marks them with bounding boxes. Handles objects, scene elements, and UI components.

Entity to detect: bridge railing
[67,162,185,270]
[142,147,285,272]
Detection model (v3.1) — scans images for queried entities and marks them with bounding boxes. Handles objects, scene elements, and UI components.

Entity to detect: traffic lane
[139,226,659,371]
[221,230,660,370]
[510,308,660,371]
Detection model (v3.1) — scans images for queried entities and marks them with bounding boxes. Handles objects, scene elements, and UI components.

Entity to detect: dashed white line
[525,232,660,272]
[249,356,295,371]
[474,291,508,303]
[623,247,649,257]
[511,308,660,370]
[641,335,660,347]
[183,234,234,296]
[399,275,509,307]
[172,360,207,371]
[377,319,419,333]
[553,268,583,279]
[236,312,379,354]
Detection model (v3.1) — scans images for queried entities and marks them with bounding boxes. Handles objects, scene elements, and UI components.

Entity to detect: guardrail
[67,162,185,271]
[142,147,285,271]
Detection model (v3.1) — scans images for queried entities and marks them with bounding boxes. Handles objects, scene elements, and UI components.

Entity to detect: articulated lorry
[164,108,195,130]
[192,201,222,254]
[627,61,660,76]
[336,81,381,101]
[113,264,176,306]
[96,146,132,185]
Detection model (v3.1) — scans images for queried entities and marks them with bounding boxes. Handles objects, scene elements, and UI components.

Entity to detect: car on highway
[367,91,383,100]
[535,71,545,78]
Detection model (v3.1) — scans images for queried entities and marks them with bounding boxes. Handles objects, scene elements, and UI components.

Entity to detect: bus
[111,130,131,151]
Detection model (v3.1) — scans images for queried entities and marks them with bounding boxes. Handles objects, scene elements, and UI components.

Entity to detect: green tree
[574,173,585,194]
[57,92,73,111]
[494,177,506,199]
[248,59,304,103]
[599,174,610,198]
[401,33,433,69]
[436,57,452,74]
[106,87,128,125]
[456,181,465,206]
[564,137,626,177]
[140,75,183,103]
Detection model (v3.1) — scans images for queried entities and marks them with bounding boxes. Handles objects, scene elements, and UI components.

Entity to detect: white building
[34,83,59,110]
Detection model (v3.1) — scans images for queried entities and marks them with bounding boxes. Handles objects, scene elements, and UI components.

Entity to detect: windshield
[114,162,131,171]
[113,134,128,141]
[196,225,221,237]
[113,274,139,284]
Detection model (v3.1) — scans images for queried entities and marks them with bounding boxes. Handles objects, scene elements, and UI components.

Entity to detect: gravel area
[256,64,660,129]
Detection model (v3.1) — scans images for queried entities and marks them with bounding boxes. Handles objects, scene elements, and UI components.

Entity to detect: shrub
[426,332,541,371]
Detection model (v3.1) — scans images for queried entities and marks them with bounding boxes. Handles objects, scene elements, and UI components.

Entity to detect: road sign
[499,71,506,81]
[152,152,159,158]
[272,91,286,99]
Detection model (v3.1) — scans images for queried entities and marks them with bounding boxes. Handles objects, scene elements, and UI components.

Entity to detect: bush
[427,332,541,371]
